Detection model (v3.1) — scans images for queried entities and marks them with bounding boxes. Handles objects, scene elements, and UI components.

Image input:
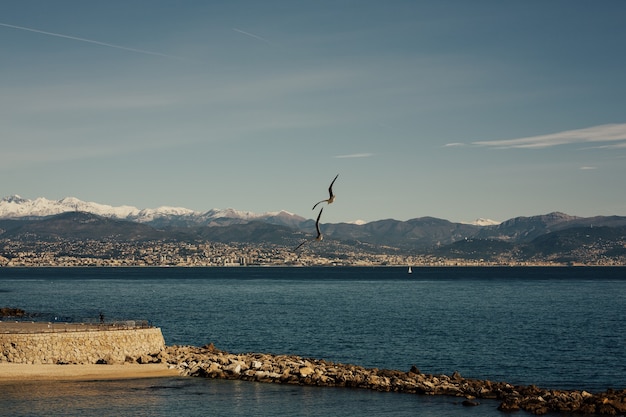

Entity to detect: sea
[0,266,625,417]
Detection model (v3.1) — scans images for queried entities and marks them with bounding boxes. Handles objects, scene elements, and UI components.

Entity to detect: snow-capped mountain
[1,195,140,219]
[471,218,501,226]
[0,195,501,229]
[4,195,626,254]
[0,195,304,228]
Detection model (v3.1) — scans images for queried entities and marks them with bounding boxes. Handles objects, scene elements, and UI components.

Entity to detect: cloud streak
[334,153,373,159]
[473,123,626,149]
[233,28,273,45]
[0,22,182,59]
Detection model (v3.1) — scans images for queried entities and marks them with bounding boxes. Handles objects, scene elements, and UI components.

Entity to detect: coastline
[165,344,626,416]
[0,363,180,382]
[2,345,625,415]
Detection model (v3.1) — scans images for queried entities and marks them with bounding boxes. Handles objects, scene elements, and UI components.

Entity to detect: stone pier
[0,322,165,364]
[163,344,626,416]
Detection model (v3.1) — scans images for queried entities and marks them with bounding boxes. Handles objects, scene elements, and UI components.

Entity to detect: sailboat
[408,266,412,274]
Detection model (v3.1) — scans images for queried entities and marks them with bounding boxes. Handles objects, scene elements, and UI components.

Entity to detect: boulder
[0,307,27,317]
[299,366,314,377]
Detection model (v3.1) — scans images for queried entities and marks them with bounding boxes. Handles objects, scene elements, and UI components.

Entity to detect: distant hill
[322,217,480,250]
[2,195,626,262]
[0,212,171,241]
[433,225,626,264]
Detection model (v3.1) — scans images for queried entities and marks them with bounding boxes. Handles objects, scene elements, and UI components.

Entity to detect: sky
[2,0,626,224]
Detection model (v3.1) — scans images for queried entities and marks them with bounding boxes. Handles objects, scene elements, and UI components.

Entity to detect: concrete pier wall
[0,327,165,364]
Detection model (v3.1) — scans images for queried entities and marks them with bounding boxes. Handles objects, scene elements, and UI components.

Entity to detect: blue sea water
[1,266,625,416]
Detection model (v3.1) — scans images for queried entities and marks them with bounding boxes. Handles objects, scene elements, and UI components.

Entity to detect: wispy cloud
[334,153,373,159]
[443,142,465,148]
[233,28,273,45]
[580,166,597,170]
[473,123,626,149]
[0,22,182,60]
[582,142,626,150]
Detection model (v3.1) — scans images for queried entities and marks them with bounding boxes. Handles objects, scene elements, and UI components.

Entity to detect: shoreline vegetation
[2,344,624,415]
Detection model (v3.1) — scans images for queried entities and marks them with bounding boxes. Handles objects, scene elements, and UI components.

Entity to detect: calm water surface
[1,266,625,416]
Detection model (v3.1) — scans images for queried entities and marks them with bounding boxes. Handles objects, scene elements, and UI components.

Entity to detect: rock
[299,366,314,377]
[203,343,218,352]
[207,362,221,373]
[224,363,241,375]
[498,399,520,412]
[136,354,153,364]
[0,307,27,317]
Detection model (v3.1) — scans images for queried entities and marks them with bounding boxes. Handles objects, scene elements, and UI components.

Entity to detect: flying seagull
[294,207,324,251]
[312,174,339,210]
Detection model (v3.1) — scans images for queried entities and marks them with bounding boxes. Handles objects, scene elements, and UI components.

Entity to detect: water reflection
[0,378,176,417]
[0,377,504,417]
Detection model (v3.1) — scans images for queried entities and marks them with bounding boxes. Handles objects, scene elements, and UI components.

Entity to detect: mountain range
[0,195,305,228]
[2,195,626,261]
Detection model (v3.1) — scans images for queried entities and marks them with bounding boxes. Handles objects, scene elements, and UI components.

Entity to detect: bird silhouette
[312,174,339,210]
[294,207,324,251]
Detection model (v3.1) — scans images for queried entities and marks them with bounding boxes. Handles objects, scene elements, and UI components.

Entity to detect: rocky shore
[0,307,27,318]
[159,344,626,416]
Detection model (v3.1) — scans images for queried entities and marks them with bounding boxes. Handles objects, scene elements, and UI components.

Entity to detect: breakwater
[164,344,626,416]
[0,323,165,364]
[2,321,624,415]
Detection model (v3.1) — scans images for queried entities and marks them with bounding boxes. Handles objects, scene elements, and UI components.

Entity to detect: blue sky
[2,1,626,224]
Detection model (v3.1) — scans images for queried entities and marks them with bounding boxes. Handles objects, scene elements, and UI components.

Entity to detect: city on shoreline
[2,238,624,268]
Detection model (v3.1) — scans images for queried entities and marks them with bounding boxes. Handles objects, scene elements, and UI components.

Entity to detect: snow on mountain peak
[0,195,301,226]
[0,194,501,228]
[1,194,29,204]
[472,218,501,226]
[204,207,281,220]
[133,206,199,222]
[266,210,296,217]
[0,195,141,219]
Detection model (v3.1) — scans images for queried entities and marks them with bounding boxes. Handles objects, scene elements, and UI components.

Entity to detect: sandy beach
[0,363,181,382]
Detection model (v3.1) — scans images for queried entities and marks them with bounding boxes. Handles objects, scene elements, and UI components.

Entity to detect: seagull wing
[328,174,339,198]
[312,174,339,210]
[296,208,324,250]
[315,207,324,239]
[312,199,326,210]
